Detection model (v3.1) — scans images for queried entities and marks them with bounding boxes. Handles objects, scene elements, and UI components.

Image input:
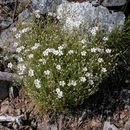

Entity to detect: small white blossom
[16,47,22,53]
[19,27,30,34]
[89,80,94,85]
[101,68,107,73]
[28,69,34,77]
[81,51,86,56]
[59,81,66,87]
[43,50,49,56]
[13,42,18,47]
[3,56,8,61]
[31,43,40,50]
[105,49,111,53]
[91,48,96,52]
[80,77,86,82]
[34,79,41,88]
[39,59,46,65]
[58,50,63,56]
[83,67,88,72]
[85,72,93,78]
[90,26,98,36]
[58,46,64,50]
[68,50,74,54]
[81,39,86,44]
[11,27,17,32]
[56,88,60,93]
[44,70,50,75]
[15,33,21,39]
[7,63,13,68]
[68,80,77,86]
[17,64,26,75]
[17,57,23,62]
[103,37,108,41]
[28,54,34,59]
[57,91,63,98]
[34,10,40,18]
[56,65,61,70]
[98,58,104,63]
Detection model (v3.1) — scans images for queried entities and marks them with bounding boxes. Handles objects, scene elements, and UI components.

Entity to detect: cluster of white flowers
[3,56,8,61]
[91,48,97,53]
[34,79,41,88]
[59,81,66,87]
[16,46,25,53]
[80,77,86,82]
[11,27,17,32]
[68,80,77,86]
[81,51,86,56]
[90,26,98,36]
[85,72,93,78]
[15,33,21,39]
[89,80,94,85]
[28,69,34,77]
[7,62,13,68]
[56,65,61,70]
[56,88,63,98]
[98,58,104,63]
[34,10,40,18]
[31,43,41,50]
[17,64,26,75]
[39,58,46,65]
[43,48,63,56]
[68,50,74,55]
[13,42,18,47]
[44,70,50,76]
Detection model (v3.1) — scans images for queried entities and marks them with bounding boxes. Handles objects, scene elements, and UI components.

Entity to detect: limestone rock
[56,2,125,33]
[31,0,67,14]
[102,0,126,7]
[103,121,119,130]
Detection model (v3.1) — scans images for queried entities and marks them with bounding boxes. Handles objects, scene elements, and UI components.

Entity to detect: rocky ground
[0,0,130,130]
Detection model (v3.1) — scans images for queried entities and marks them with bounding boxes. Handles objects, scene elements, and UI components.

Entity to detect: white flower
[44,70,50,75]
[15,33,21,39]
[58,50,63,56]
[57,91,63,98]
[68,80,77,86]
[31,43,40,50]
[13,42,18,47]
[105,49,111,53]
[83,67,88,72]
[81,39,86,44]
[28,54,34,59]
[43,50,49,56]
[90,26,98,36]
[11,27,17,32]
[3,56,8,61]
[103,37,108,41]
[85,72,93,78]
[101,68,107,73]
[81,51,86,56]
[39,59,46,65]
[28,69,34,77]
[96,48,104,53]
[19,27,30,34]
[34,10,40,18]
[68,50,74,54]
[98,58,104,63]
[34,79,41,88]
[80,77,86,82]
[56,65,61,70]
[89,80,94,85]
[91,48,97,52]
[59,81,66,87]
[16,47,22,53]
[56,88,60,93]
[58,46,64,50]
[17,57,23,62]
[17,64,26,75]
[8,63,13,68]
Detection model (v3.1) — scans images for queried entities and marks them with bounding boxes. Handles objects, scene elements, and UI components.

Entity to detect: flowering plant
[14,16,121,113]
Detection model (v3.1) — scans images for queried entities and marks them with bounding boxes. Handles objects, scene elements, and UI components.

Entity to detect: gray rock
[56,2,125,33]
[102,0,126,7]
[103,121,119,130]
[38,122,57,130]
[31,0,67,14]
[0,81,9,100]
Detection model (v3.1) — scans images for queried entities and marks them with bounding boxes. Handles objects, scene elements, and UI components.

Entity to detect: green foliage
[15,15,125,114]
